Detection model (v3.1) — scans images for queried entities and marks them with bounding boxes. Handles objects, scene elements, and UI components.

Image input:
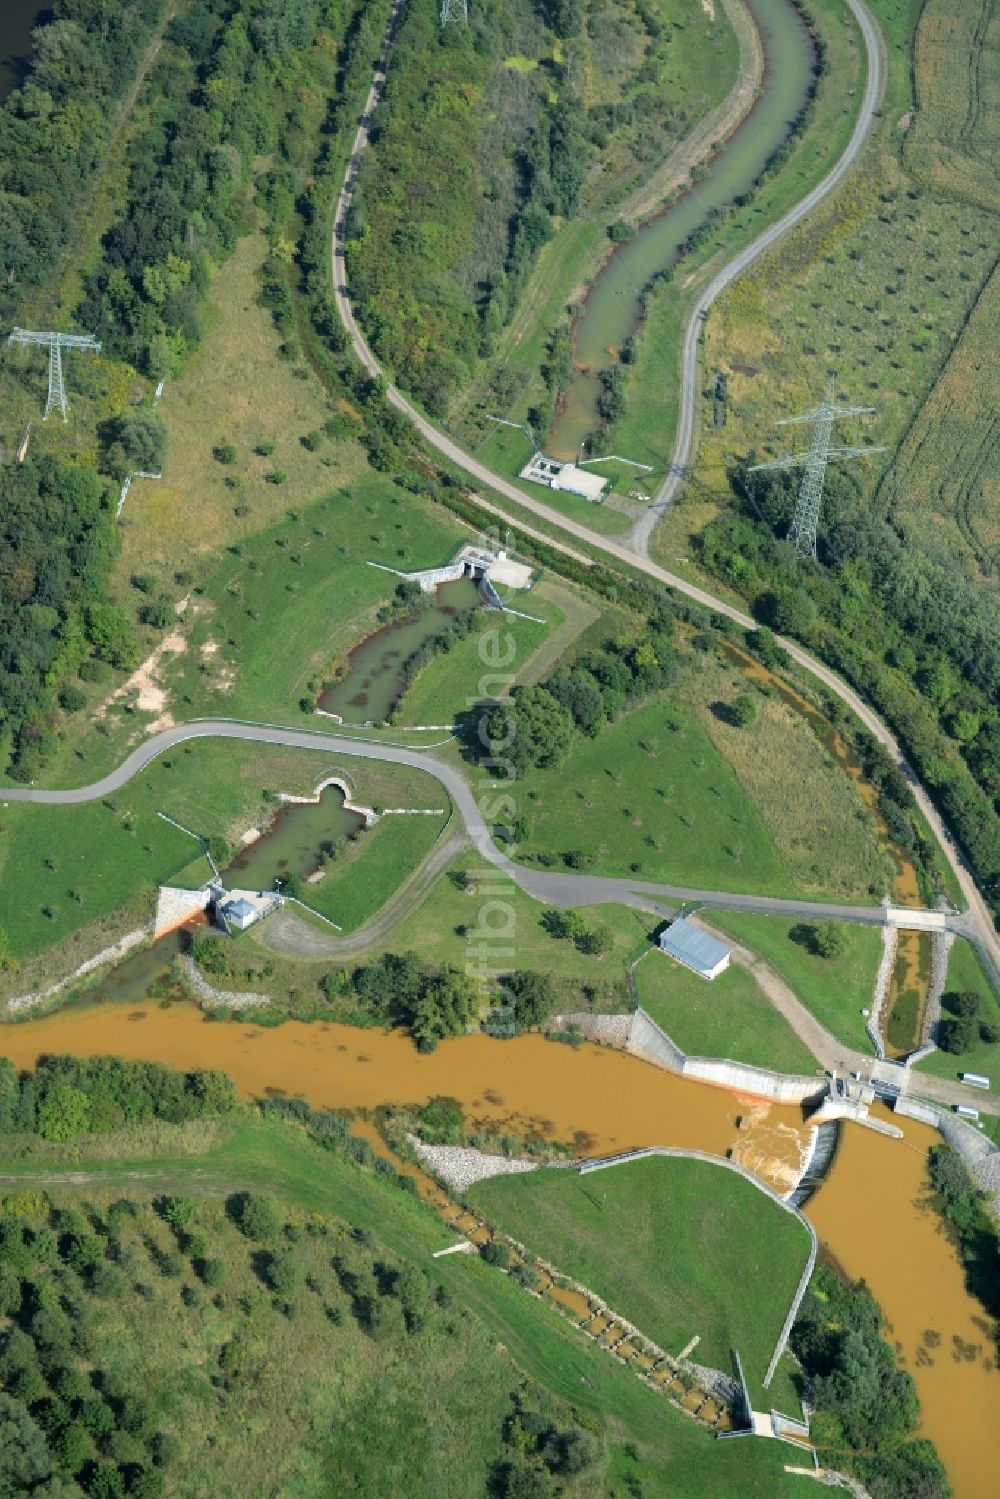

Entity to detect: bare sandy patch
[97,631,187,731]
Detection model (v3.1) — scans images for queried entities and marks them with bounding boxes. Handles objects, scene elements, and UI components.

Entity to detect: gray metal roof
[223,897,255,920]
[658,917,730,972]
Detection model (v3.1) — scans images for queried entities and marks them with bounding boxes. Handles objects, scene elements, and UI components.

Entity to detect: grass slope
[471,1154,812,1403]
[633,949,817,1074]
[515,696,793,894]
[676,650,890,900]
[707,911,883,1053]
[917,938,1000,1094]
[0,1116,805,1497]
[396,584,564,727]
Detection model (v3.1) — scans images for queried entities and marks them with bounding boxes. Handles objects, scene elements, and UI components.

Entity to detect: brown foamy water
[2,1003,997,1495]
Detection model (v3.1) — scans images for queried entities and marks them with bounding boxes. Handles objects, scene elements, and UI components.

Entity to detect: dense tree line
[79,0,350,378]
[479,607,677,776]
[927,1144,1000,1336]
[792,1264,949,1499]
[345,0,589,413]
[349,951,480,1050]
[701,462,1000,915]
[0,458,126,781]
[0,0,167,324]
[0,1055,236,1142]
[0,1193,185,1497]
[1,0,358,781]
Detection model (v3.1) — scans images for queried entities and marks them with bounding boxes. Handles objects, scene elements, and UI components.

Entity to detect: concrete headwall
[628,1007,686,1071]
[154,884,212,939]
[628,1008,824,1104]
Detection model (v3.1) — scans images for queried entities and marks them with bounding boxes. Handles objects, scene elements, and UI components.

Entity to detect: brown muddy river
[2,1004,996,1495]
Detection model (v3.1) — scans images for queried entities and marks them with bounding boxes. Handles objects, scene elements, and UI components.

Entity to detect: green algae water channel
[318,577,481,723]
[549,0,815,458]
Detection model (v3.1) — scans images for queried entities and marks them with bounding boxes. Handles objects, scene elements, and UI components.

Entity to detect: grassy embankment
[633,949,818,1074]
[653,0,998,572]
[708,911,883,1052]
[513,651,887,900]
[471,1153,813,1407]
[0,1116,808,1498]
[470,0,864,536]
[0,743,447,986]
[916,938,1000,1094]
[394,581,566,727]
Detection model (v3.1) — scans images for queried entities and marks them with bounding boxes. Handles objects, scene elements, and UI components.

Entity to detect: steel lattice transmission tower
[748,381,885,559]
[7,327,102,421]
[440,0,468,25]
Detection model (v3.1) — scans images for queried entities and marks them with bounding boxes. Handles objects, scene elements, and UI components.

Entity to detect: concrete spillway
[787,1121,840,1209]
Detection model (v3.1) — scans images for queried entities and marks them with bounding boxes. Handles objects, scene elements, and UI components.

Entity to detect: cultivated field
[471,1153,813,1404]
[879,263,1000,591]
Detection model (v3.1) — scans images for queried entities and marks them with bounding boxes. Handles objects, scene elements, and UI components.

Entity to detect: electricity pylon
[7,327,102,421]
[440,0,468,25]
[748,381,885,559]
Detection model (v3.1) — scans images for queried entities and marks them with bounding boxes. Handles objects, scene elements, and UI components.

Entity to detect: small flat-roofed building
[520,452,609,502]
[221,896,256,933]
[658,917,730,980]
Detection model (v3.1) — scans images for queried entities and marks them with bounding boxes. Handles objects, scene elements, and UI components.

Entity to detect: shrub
[58,685,87,713]
[233,1194,282,1243]
[480,1240,511,1268]
[199,1258,224,1288]
[730,693,757,728]
[213,443,237,464]
[939,1015,978,1054]
[814,921,848,960]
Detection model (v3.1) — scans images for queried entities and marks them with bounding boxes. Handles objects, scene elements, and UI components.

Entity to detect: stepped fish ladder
[1,1000,997,1493]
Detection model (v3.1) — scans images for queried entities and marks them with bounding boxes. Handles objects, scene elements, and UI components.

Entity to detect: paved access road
[0,715,939,931]
[6,715,996,1113]
[330,0,1000,991]
[629,0,885,555]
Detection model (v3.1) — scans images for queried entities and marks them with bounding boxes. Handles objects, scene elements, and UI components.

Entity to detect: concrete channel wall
[580,1145,818,1390]
[630,1008,825,1105]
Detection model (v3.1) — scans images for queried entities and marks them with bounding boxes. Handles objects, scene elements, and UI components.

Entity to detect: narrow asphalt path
[6,719,995,1108]
[0,715,934,929]
[330,0,1000,992]
[630,0,885,553]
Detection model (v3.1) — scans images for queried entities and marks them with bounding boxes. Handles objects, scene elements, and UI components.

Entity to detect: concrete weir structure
[367,542,535,598]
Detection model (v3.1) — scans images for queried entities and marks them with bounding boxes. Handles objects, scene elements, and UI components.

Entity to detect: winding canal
[1,1001,996,1495]
[548,0,815,458]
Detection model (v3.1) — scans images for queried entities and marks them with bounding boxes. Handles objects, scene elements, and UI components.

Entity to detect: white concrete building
[657,917,730,980]
[221,897,256,932]
[520,452,609,502]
